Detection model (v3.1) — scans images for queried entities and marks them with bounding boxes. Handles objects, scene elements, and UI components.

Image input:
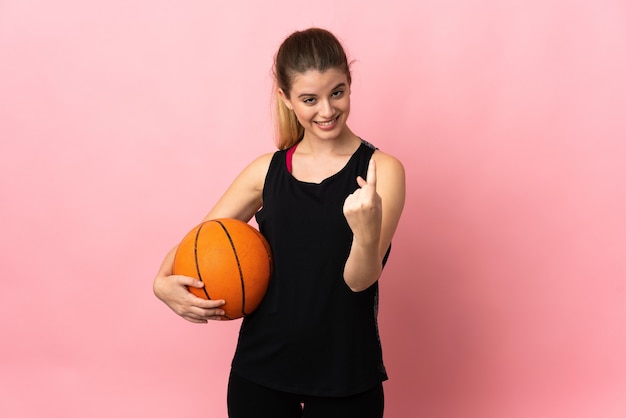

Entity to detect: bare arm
[199,153,273,223]
[342,152,406,292]
[153,153,273,322]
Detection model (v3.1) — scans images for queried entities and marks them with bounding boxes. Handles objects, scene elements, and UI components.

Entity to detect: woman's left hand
[343,158,382,246]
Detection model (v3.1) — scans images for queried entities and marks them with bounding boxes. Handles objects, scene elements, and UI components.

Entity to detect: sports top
[230,139,389,397]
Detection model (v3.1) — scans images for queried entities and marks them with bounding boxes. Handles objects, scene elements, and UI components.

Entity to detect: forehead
[290,68,350,94]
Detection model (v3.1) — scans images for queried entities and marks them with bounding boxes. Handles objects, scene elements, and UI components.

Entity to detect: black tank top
[231,140,388,397]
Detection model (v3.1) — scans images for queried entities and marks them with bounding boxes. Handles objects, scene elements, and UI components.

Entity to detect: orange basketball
[172,218,272,320]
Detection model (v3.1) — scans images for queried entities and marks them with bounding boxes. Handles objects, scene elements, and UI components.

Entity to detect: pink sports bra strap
[286,144,297,174]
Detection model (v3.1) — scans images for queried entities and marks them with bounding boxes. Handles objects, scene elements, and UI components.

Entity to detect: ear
[278,88,293,110]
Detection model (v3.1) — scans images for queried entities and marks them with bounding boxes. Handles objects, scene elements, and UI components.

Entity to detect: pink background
[1,1,625,417]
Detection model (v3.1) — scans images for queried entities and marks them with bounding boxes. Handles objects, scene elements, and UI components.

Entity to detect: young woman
[153,28,405,418]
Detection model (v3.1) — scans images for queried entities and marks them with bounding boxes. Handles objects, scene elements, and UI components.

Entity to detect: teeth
[316,117,337,126]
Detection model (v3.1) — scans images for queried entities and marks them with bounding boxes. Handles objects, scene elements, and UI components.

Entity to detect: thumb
[177,275,204,288]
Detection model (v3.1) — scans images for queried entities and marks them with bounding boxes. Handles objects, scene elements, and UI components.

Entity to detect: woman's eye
[332,90,344,98]
[303,97,316,104]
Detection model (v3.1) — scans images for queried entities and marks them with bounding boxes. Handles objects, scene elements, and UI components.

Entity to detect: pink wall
[1,1,625,417]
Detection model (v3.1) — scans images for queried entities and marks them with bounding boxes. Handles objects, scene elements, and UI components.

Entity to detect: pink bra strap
[286,144,298,173]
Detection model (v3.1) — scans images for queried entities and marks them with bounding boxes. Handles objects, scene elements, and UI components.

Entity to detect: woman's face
[280,67,351,142]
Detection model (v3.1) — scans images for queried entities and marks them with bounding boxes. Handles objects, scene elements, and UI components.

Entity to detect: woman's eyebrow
[297,83,347,98]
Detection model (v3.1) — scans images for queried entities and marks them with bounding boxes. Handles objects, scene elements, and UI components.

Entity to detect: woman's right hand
[152,153,271,323]
[153,274,226,323]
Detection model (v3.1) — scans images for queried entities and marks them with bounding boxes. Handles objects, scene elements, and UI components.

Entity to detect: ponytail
[275,92,304,150]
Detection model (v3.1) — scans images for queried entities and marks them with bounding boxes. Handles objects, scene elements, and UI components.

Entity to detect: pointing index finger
[366,158,377,189]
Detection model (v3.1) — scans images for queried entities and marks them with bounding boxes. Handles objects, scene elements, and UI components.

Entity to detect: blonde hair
[275,94,304,150]
[273,28,352,150]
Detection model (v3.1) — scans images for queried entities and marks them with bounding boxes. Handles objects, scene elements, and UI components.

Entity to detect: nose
[318,99,334,119]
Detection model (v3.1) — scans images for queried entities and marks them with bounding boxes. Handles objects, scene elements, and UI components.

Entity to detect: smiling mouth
[314,115,340,126]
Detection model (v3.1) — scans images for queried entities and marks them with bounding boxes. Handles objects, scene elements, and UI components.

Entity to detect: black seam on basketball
[194,223,211,300]
[215,220,247,316]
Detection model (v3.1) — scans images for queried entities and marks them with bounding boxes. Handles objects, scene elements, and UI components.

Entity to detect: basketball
[172,218,272,320]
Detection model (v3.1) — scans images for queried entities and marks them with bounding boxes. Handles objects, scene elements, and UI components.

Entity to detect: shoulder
[371,149,406,206]
[248,152,275,172]
[202,152,276,222]
[372,149,405,180]
[358,139,404,175]
[240,152,275,182]
[225,151,276,194]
